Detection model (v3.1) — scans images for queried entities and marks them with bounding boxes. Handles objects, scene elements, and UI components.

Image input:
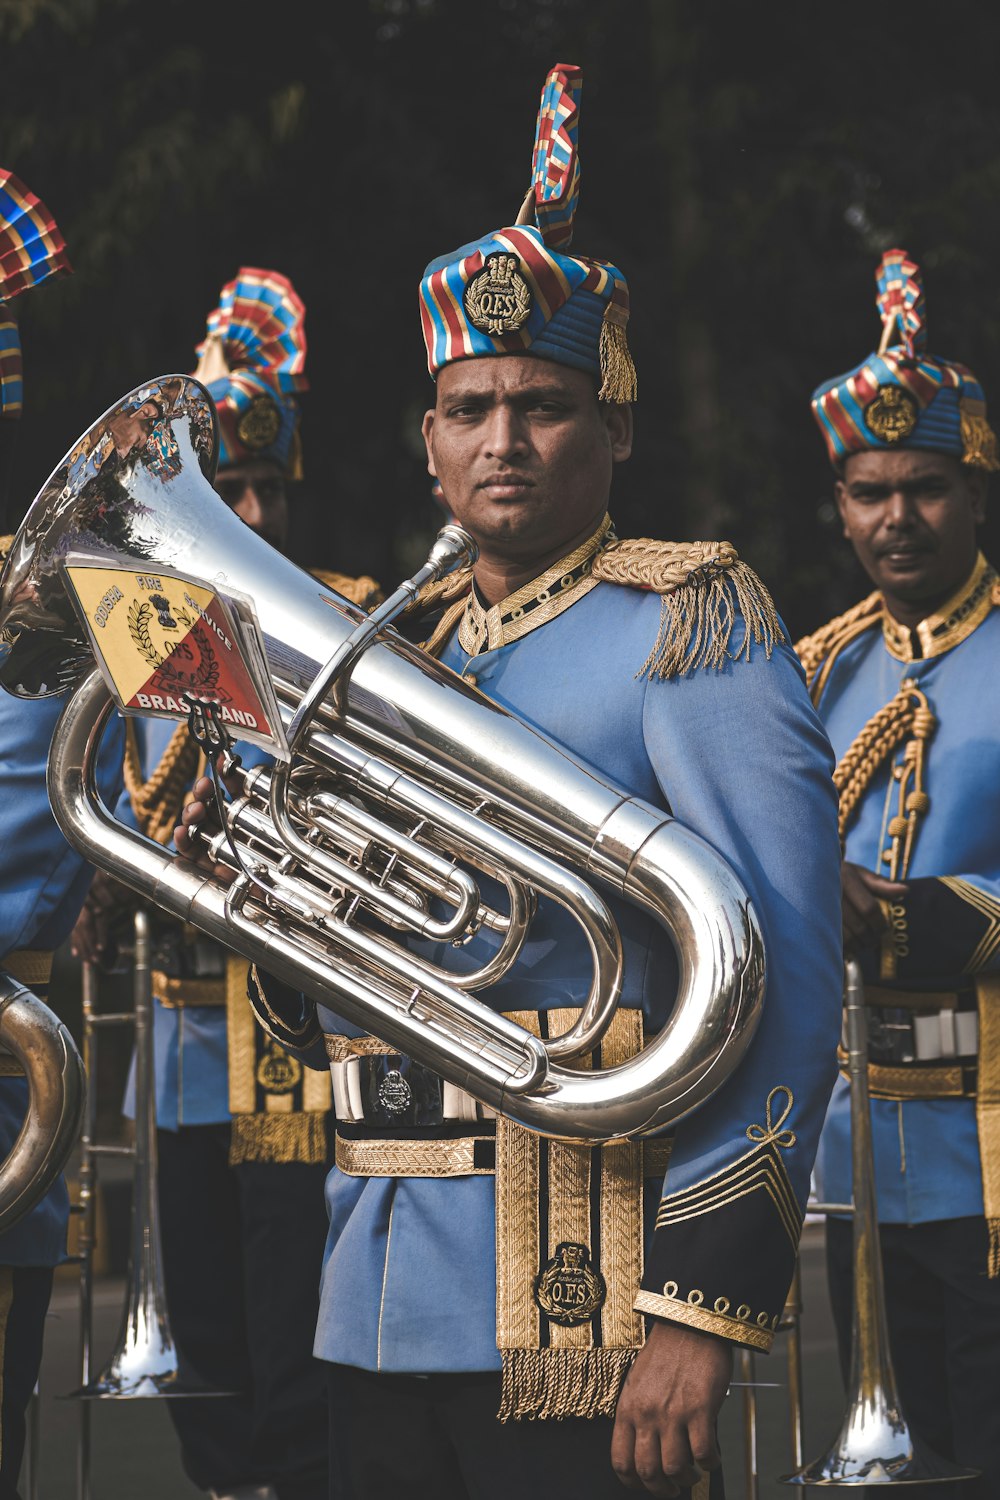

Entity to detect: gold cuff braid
[634,1288,776,1352]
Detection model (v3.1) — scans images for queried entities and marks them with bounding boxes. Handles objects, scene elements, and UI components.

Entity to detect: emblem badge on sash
[534,1240,607,1326]
[257,1041,302,1093]
[464,252,532,336]
[378,1068,413,1118]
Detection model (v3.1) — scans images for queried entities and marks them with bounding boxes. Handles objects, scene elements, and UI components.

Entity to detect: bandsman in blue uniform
[73,271,380,1500]
[0,171,125,1500]
[0,540,125,1500]
[182,66,843,1500]
[802,248,1000,1497]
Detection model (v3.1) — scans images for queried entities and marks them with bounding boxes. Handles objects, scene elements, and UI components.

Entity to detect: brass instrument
[782,960,978,1486]
[1,374,766,1144]
[72,914,232,1497]
[0,968,85,1232]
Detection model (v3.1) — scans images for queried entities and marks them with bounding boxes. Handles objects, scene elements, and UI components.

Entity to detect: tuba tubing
[50,669,764,1143]
[0,970,86,1233]
[7,376,767,1144]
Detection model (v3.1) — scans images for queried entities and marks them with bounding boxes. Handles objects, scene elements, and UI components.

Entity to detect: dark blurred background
[4,0,1000,640]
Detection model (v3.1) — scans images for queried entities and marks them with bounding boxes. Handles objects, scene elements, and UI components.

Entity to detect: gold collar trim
[458,514,614,657]
[882,554,998,663]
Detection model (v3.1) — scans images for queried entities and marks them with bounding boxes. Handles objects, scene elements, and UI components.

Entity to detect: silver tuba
[0,969,86,1232]
[1,374,765,1144]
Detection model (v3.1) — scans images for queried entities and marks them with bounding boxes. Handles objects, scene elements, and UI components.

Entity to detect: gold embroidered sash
[226,957,330,1165]
[495,1007,647,1421]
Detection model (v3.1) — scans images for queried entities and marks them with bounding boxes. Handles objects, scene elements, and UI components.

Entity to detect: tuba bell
[1,374,766,1144]
[0,969,86,1232]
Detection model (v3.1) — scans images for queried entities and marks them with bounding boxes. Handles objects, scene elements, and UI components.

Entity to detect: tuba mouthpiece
[424,524,478,581]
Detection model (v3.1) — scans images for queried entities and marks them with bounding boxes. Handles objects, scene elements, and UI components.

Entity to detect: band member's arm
[0,692,124,957]
[633,624,843,1349]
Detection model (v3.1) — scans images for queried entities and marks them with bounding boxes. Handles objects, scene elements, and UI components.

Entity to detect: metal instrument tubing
[780,959,979,1485]
[302,796,535,985]
[268,764,479,943]
[307,791,482,915]
[51,670,763,1141]
[3,380,765,1138]
[310,733,624,1061]
[223,888,549,1096]
[738,1346,760,1500]
[0,971,87,1234]
[286,523,476,750]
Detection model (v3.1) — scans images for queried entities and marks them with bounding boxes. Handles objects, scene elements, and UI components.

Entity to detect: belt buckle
[866,1007,916,1065]
[358,1054,444,1128]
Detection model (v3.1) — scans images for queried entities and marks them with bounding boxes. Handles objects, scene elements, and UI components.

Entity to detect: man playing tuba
[182,64,844,1500]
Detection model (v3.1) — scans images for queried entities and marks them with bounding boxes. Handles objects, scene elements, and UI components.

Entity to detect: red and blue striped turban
[193,267,308,476]
[0,168,72,420]
[812,249,998,472]
[419,64,637,404]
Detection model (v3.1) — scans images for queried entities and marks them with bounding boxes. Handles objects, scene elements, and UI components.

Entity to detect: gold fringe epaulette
[794,591,883,700]
[592,538,784,679]
[311,569,384,611]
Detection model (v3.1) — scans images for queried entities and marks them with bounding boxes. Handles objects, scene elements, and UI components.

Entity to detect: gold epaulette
[311,570,384,611]
[793,591,883,700]
[592,538,784,679]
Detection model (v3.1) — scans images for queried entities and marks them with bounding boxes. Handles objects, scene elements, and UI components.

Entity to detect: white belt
[911,1008,978,1061]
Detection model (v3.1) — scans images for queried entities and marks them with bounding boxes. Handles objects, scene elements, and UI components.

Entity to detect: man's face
[835,449,986,607]
[422,355,632,564]
[215,458,288,550]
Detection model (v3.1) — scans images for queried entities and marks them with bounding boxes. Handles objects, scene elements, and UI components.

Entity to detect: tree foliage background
[4,0,1000,638]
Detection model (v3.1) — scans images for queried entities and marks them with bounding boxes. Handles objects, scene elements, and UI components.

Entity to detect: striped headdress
[812,249,998,472]
[0,168,73,420]
[419,64,637,403]
[194,267,307,476]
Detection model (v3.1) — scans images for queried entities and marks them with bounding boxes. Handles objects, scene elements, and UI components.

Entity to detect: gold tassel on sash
[225,956,330,1165]
[976,976,1000,1277]
[495,1008,646,1420]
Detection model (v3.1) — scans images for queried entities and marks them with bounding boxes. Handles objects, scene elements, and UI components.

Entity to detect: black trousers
[826,1215,1000,1500]
[0,1265,52,1500]
[157,1123,330,1500]
[325,1363,725,1500]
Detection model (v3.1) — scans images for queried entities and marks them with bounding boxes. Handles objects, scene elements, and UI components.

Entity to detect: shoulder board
[310,569,385,611]
[794,592,882,694]
[593,537,784,678]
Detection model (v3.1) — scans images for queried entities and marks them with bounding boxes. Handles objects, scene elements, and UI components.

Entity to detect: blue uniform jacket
[813,566,1000,1224]
[252,573,843,1372]
[0,690,123,1266]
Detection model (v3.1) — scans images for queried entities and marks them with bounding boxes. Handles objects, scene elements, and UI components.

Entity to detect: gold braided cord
[421,594,470,658]
[794,590,883,698]
[833,683,936,850]
[592,537,739,592]
[123,718,204,847]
